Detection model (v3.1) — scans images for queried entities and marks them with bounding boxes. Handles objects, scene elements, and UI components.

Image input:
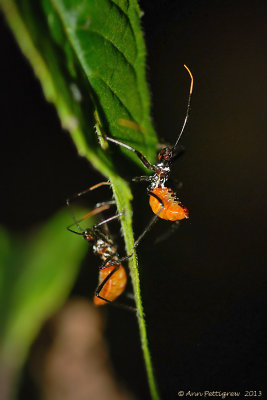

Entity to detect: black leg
[133,191,164,248]
[98,254,116,270]
[132,176,151,182]
[93,211,124,229]
[105,135,156,172]
[66,202,116,233]
[95,200,116,208]
[98,253,133,270]
[96,255,136,312]
[66,181,113,233]
[66,227,84,236]
[95,262,120,303]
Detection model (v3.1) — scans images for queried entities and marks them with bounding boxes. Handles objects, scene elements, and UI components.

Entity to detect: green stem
[110,176,160,400]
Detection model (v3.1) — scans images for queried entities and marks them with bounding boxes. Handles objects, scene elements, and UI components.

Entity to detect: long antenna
[66,203,110,233]
[66,198,84,233]
[173,64,194,151]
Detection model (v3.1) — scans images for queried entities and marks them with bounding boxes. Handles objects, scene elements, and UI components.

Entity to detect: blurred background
[1,0,266,399]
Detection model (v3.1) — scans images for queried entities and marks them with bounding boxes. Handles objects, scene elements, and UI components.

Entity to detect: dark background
[1,0,267,399]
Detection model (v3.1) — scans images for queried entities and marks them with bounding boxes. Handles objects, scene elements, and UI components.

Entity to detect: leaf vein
[92,75,137,122]
[76,27,137,70]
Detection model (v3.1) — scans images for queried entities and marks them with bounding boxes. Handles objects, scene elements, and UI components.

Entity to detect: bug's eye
[158,148,166,161]
[158,147,172,161]
[163,153,170,161]
[84,230,93,241]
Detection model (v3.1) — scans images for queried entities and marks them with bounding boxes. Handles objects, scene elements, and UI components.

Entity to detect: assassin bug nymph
[66,182,133,306]
[105,65,193,246]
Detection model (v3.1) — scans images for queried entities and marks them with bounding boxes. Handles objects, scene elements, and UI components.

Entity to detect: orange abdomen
[149,188,189,221]
[94,264,127,306]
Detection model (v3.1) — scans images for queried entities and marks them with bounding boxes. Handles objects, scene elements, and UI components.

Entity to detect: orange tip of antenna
[89,181,111,191]
[184,64,194,94]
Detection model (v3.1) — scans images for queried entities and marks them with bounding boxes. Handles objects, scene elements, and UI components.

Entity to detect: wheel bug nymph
[105,65,194,246]
[66,182,132,306]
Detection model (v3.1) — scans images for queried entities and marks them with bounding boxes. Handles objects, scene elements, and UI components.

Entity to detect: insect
[104,65,193,246]
[66,182,132,306]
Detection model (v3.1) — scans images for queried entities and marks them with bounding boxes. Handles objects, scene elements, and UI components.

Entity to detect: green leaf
[0,210,87,370]
[50,0,156,153]
[0,1,160,399]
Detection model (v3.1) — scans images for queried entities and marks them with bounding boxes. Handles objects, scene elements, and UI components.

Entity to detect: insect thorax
[149,163,171,190]
[93,238,117,260]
